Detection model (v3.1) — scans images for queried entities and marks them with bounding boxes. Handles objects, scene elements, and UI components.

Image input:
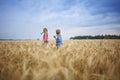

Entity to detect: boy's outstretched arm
[53,36,56,39]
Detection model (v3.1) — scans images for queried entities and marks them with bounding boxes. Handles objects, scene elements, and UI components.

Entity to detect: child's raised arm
[53,36,56,39]
[41,32,43,35]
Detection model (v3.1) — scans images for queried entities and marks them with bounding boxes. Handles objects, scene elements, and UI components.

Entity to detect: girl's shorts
[44,41,48,43]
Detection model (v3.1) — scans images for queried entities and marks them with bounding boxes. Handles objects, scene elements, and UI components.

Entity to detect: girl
[41,28,48,44]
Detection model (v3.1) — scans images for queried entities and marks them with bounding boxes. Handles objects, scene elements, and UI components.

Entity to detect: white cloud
[0,0,120,39]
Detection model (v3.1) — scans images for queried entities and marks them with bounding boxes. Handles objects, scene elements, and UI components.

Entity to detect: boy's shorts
[56,43,62,46]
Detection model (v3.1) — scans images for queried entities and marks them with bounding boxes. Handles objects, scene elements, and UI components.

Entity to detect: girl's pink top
[43,33,48,41]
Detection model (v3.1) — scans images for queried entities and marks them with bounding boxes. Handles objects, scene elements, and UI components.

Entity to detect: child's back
[43,32,48,43]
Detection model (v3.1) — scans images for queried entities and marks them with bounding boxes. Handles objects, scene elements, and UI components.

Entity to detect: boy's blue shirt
[56,34,62,46]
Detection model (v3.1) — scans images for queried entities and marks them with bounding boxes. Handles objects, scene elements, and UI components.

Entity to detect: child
[54,29,62,48]
[41,28,48,44]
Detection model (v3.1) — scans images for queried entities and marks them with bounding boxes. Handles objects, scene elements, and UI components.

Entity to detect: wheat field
[0,40,120,80]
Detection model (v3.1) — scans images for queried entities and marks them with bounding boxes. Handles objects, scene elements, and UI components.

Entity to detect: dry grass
[0,40,120,80]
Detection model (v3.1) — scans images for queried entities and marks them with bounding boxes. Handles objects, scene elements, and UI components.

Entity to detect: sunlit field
[0,40,120,80]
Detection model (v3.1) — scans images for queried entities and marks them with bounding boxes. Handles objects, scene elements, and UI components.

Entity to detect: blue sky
[0,0,120,40]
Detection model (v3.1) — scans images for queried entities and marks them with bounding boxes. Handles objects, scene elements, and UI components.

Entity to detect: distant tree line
[70,35,120,39]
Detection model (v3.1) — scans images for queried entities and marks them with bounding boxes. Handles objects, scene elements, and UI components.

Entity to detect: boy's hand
[53,36,56,38]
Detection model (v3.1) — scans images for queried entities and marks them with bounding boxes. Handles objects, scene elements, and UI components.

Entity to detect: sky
[0,0,120,40]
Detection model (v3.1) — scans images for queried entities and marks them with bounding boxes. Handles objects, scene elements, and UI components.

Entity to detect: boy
[54,29,62,49]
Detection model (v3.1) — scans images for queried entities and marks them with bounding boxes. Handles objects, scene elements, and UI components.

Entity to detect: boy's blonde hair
[56,29,61,34]
[43,28,48,33]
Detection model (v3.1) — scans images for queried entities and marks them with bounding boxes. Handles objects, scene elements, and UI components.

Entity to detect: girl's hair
[43,28,48,33]
[56,29,61,34]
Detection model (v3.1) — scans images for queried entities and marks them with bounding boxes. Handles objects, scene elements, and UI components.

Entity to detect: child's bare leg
[57,46,60,50]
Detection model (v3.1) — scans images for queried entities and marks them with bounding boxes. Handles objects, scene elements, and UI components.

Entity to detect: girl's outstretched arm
[41,32,43,35]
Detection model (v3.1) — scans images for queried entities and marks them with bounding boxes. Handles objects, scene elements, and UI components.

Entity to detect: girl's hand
[41,32,43,35]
